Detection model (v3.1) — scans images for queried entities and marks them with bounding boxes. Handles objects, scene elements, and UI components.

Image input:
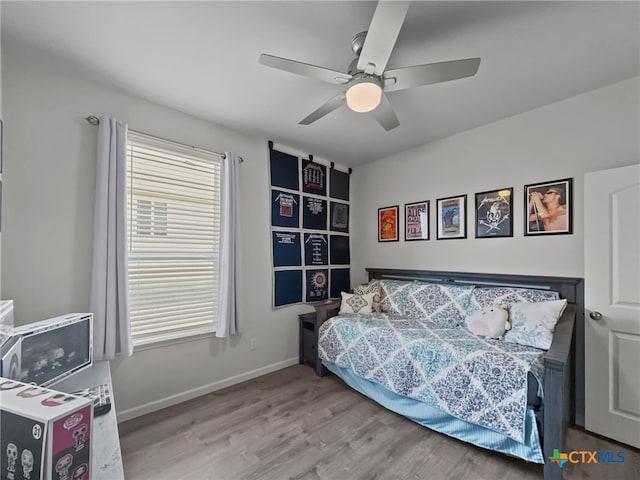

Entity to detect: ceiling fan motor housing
[351,31,367,57]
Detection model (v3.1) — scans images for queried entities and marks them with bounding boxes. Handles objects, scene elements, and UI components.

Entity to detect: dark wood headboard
[366,267,586,426]
[367,268,583,304]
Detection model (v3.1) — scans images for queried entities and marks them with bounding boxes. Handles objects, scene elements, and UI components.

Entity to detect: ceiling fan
[259,1,480,131]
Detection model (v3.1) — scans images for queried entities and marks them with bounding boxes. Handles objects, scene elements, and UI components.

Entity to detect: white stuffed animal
[467,304,511,339]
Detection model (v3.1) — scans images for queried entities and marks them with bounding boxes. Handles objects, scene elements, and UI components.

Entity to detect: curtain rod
[85,116,242,162]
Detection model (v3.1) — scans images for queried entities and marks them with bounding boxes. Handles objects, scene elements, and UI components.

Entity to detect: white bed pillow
[339,292,374,315]
[504,299,568,350]
[353,281,381,312]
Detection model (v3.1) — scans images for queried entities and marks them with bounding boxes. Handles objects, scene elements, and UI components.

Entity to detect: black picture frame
[524,178,573,236]
[475,187,513,238]
[378,205,399,242]
[404,201,429,241]
[436,195,467,240]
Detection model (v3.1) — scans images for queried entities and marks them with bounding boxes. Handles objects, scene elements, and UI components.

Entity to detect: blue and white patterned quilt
[318,312,545,443]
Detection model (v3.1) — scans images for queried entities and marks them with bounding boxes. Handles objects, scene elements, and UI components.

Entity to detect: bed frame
[314,268,584,480]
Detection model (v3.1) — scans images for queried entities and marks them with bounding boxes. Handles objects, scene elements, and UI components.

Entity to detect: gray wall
[3,32,638,421]
[350,77,639,284]
[1,40,323,420]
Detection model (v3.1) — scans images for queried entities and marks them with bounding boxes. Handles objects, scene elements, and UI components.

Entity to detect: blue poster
[306,269,329,302]
[330,168,350,201]
[330,202,349,233]
[271,190,299,228]
[330,268,351,298]
[304,233,328,266]
[303,196,327,230]
[330,235,350,265]
[270,149,299,190]
[302,159,327,196]
[274,270,303,307]
[272,231,301,267]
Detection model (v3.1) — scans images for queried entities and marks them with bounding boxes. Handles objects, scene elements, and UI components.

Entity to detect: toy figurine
[33,355,48,375]
[48,347,65,369]
[6,443,17,473]
[21,449,33,480]
[55,454,73,480]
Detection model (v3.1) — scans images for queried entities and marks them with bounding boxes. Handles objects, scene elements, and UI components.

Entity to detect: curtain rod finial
[86,116,100,126]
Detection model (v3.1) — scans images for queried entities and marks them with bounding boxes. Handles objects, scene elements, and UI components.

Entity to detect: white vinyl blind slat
[127,132,221,346]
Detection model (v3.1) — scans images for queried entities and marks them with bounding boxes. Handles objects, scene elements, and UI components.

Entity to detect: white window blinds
[126,131,221,346]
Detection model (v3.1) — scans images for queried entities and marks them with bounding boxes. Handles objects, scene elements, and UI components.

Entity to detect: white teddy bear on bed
[467,304,511,339]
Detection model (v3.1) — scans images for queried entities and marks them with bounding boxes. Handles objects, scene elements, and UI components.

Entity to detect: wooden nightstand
[298,312,325,376]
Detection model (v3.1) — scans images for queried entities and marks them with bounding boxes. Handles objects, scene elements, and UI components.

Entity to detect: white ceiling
[2,1,639,166]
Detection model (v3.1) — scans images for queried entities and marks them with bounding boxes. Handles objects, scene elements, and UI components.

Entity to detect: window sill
[132,328,217,353]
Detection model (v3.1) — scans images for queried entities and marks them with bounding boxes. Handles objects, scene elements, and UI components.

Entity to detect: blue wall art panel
[330,201,349,233]
[304,233,328,266]
[274,270,303,307]
[306,269,329,302]
[303,196,327,230]
[270,149,299,190]
[272,231,302,267]
[270,144,350,307]
[330,168,349,200]
[330,268,351,299]
[330,235,350,265]
[302,159,327,196]
[271,189,299,228]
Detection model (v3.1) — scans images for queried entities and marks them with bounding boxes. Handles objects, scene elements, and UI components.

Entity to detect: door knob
[590,311,603,321]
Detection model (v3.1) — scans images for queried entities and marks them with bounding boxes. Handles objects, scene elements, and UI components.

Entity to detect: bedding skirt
[323,360,544,464]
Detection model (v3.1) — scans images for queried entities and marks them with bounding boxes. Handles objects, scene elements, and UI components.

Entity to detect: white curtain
[216,152,242,337]
[89,116,132,360]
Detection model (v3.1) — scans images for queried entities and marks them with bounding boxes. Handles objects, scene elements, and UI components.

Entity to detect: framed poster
[404,201,429,241]
[378,206,399,242]
[525,178,573,235]
[475,188,513,238]
[436,195,467,240]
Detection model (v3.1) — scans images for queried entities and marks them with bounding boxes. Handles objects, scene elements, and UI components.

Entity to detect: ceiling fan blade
[357,1,410,75]
[299,93,346,125]
[384,57,481,92]
[260,54,352,85]
[373,93,399,131]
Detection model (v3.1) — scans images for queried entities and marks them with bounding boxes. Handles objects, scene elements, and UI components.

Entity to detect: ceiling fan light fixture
[346,76,383,113]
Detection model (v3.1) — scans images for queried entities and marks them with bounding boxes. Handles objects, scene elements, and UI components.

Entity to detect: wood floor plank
[120,365,640,480]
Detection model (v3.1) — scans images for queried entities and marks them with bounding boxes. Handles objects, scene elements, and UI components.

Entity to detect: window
[126,132,221,346]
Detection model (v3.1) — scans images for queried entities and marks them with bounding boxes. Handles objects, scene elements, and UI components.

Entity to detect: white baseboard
[116,357,299,423]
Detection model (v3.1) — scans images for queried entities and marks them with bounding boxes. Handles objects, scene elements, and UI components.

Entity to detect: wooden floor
[119,365,639,480]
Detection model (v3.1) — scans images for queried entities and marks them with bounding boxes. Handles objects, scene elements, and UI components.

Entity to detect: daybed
[313,268,583,480]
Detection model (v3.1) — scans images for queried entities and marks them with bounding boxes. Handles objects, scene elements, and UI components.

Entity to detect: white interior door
[585,163,640,448]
